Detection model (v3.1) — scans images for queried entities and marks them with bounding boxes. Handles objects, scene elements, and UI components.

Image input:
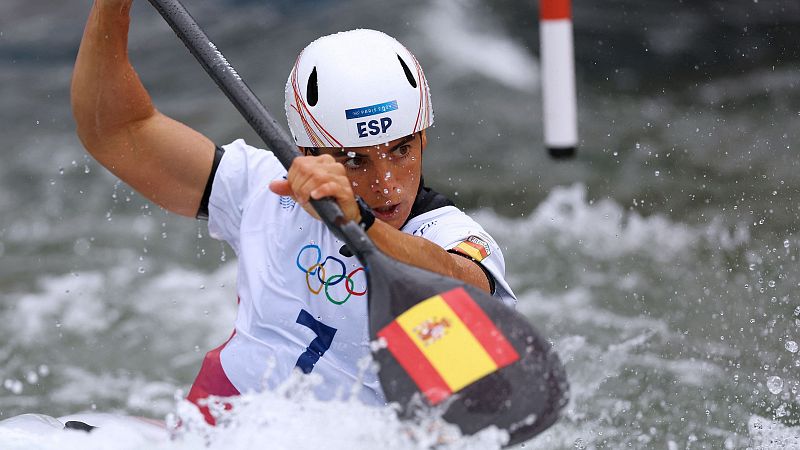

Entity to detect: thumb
[269,179,293,197]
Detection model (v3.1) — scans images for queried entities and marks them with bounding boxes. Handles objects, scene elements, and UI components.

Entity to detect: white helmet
[285,29,434,148]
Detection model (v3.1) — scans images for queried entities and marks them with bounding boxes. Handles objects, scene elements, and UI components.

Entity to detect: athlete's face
[311,131,425,230]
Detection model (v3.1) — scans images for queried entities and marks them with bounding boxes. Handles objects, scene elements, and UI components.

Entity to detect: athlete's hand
[269,154,362,224]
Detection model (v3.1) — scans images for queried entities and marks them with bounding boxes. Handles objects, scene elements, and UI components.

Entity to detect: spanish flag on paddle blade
[377,287,519,405]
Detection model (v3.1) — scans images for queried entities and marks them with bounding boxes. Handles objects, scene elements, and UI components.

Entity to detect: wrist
[355,196,375,231]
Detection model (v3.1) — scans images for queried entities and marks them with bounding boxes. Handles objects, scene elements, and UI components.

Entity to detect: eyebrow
[388,135,416,152]
[331,149,369,158]
[327,135,417,159]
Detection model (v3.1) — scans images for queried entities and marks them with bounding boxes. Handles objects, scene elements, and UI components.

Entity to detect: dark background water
[1,0,800,447]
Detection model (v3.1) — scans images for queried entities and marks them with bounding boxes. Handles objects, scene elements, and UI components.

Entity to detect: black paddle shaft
[145,0,374,260]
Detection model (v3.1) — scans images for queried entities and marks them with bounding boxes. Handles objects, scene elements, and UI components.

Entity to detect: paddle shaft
[146,0,375,259]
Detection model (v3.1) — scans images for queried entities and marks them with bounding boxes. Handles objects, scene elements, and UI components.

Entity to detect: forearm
[366,220,491,293]
[71,1,155,152]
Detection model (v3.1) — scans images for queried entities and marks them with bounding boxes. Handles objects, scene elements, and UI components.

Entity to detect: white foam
[418,0,539,92]
[0,373,509,450]
[0,262,237,416]
[477,183,698,262]
[748,415,800,449]
[469,184,753,448]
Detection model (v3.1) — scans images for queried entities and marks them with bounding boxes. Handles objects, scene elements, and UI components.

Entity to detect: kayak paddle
[146,0,568,445]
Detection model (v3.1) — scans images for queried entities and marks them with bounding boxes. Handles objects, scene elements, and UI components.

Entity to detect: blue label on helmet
[345,100,398,120]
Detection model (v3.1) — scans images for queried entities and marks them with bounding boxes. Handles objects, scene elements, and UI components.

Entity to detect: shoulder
[206,140,289,250]
[404,206,495,261]
[211,139,287,206]
[403,206,517,307]
[218,139,285,177]
[402,205,475,237]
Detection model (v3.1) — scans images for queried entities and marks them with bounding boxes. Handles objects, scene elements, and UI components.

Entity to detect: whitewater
[2,0,800,447]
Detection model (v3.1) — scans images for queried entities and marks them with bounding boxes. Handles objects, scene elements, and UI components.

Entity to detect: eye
[390,145,411,159]
[343,156,366,170]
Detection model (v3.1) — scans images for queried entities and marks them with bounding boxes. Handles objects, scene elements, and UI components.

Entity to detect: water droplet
[785,239,791,248]
[73,238,91,256]
[346,151,356,158]
[138,267,146,274]
[25,371,38,384]
[84,165,91,174]
[654,170,660,177]
[59,168,64,175]
[767,376,783,394]
[769,280,776,288]
[383,188,389,194]
[384,171,392,180]
[4,379,23,395]
[786,341,798,353]
[38,365,49,376]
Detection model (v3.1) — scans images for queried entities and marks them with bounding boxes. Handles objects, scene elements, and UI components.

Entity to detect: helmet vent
[397,55,418,88]
[306,67,319,106]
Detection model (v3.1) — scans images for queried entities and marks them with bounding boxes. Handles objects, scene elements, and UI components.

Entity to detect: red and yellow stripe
[377,288,519,405]
[452,237,490,262]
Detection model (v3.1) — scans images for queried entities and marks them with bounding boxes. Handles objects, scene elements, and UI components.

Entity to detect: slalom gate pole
[540,0,578,159]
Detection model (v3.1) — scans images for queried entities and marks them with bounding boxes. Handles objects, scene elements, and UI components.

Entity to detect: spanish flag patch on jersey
[452,235,491,262]
[377,287,519,405]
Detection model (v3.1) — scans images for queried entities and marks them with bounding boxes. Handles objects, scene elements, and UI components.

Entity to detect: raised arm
[71,0,215,217]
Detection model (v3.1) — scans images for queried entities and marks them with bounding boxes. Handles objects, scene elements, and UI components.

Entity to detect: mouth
[372,203,402,222]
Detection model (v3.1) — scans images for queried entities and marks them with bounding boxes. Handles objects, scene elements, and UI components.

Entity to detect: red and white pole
[540,0,578,158]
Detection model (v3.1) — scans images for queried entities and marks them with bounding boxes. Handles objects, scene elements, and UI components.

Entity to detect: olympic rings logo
[296,244,367,305]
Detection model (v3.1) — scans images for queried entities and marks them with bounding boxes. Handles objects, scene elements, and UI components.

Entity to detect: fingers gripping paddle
[146,0,568,444]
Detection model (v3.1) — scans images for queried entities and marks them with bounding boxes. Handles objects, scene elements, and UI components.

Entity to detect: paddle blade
[365,252,568,446]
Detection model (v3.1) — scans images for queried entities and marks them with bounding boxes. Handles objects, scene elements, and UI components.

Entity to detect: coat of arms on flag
[413,317,451,346]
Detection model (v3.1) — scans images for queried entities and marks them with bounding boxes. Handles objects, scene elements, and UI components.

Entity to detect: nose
[369,157,400,197]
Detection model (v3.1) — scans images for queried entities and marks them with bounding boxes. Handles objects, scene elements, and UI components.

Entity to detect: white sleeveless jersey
[205,139,516,405]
